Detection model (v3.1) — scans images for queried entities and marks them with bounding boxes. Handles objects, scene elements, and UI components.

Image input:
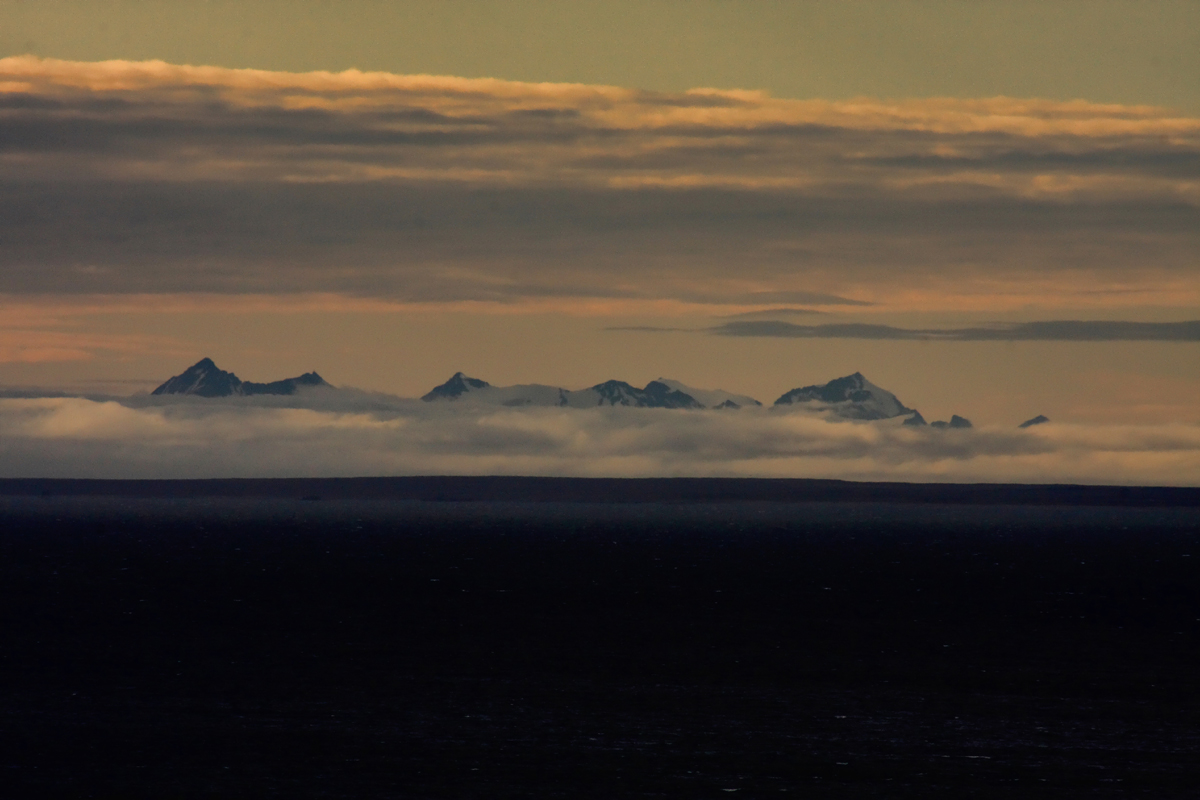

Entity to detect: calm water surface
[2,497,1198,797]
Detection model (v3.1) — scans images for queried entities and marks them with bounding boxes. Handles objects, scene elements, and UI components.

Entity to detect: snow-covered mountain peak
[150,358,238,397]
[590,380,701,409]
[654,379,762,409]
[421,375,709,409]
[421,373,491,401]
[773,372,912,420]
[144,362,990,426]
[151,359,330,397]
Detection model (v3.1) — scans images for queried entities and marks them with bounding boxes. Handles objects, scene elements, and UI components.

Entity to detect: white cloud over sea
[1,395,1196,486]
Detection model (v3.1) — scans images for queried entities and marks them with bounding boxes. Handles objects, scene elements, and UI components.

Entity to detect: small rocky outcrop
[930,415,972,429]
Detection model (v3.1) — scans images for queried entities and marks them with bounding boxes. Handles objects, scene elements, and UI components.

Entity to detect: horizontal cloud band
[0,396,1197,486]
[711,320,1200,342]
[0,57,1197,306]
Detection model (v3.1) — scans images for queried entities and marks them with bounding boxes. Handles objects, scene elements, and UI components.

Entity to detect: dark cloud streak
[0,179,1194,301]
[859,146,1200,176]
[0,57,1197,305]
[711,320,1200,342]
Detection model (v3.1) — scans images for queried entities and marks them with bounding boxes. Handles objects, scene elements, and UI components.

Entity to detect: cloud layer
[711,320,1200,342]
[0,395,1196,486]
[1,56,1197,308]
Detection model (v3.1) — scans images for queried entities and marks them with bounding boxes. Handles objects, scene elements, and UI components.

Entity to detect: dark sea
[2,478,1198,798]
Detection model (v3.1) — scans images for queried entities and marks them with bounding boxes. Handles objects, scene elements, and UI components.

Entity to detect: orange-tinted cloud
[0,328,177,364]
[1,56,1197,311]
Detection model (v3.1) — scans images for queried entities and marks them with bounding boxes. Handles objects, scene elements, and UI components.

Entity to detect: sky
[0,1,1197,482]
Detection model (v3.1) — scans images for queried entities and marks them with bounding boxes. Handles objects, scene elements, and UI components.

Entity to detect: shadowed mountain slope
[151,358,329,397]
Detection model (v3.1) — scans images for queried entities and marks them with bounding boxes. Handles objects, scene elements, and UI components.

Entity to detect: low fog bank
[0,394,1197,486]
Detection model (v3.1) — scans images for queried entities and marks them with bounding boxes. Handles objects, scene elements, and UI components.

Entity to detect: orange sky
[0,51,1196,426]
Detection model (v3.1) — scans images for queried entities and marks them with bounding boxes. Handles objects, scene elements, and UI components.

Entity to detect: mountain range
[420,373,760,410]
[151,358,329,398]
[150,358,1000,426]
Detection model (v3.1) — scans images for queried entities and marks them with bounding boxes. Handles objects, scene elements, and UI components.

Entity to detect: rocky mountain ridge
[420,369,974,424]
[420,373,748,410]
[772,371,911,420]
[151,358,329,398]
[150,359,1049,427]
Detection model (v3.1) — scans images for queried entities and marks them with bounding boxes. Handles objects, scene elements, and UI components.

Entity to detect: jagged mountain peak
[422,375,707,409]
[151,358,242,397]
[1019,414,1050,428]
[422,373,492,401]
[774,372,912,420]
[152,359,330,397]
[585,379,700,408]
[654,379,762,409]
[614,380,701,409]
